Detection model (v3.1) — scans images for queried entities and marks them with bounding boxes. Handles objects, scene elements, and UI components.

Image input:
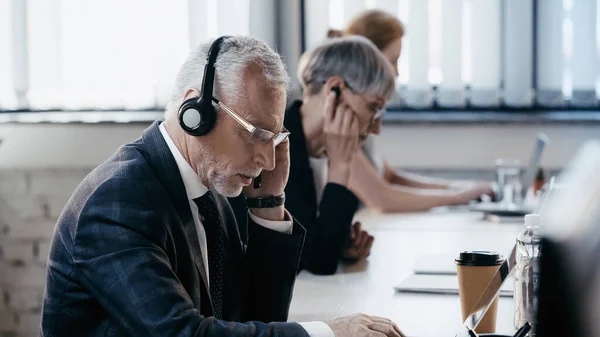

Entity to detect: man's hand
[323,91,361,187]
[327,314,405,337]
[244,138,290,221]
[343,222,374,261]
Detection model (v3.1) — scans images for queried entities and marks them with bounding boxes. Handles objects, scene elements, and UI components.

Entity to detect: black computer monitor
[536,237,584,337]
[535,140,600,337]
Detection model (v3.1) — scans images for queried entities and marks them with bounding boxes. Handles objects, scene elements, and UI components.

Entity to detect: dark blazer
[231,101,359,275]
[40,121,308,337]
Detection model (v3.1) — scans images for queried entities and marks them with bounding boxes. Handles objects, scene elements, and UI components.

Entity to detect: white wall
[0,122,597,169]
[376,124,599,169]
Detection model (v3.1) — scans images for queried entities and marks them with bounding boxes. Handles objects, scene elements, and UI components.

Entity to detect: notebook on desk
[402,254,514,297]
[394,273,514,297]
[412,254,458,275]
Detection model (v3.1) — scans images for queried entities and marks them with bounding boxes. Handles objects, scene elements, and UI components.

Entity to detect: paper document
[394,274,514,297]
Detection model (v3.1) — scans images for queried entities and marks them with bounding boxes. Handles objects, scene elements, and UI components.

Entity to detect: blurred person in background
[289,35,396,274]
[232,35,395,275]
[328,9,494,213]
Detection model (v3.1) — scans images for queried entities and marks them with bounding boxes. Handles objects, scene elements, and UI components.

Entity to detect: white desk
[289,209,524,337]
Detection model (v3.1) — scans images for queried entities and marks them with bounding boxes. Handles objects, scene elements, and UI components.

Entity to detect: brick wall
[0,169,91,337]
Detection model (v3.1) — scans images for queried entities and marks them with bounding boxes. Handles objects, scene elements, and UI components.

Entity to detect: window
[303,0,600,111]
[0,0,272,111]
[3,0,599,113]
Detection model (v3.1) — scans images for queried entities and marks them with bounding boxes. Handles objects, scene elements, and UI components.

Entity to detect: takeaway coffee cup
[455,251,504,334]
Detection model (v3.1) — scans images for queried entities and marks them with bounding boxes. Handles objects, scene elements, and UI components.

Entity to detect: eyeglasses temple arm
[211,97,256,133]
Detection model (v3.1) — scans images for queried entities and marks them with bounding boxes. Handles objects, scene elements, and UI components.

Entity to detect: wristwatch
[246,193,286,209]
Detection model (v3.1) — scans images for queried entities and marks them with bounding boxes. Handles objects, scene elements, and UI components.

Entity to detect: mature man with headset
[39,36,404,337]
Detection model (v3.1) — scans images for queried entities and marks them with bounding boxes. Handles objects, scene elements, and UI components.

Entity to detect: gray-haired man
[40,35,403,337]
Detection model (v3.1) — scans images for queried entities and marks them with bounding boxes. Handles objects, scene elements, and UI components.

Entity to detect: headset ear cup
[178,97,216,136]
[177,36,228,137]
[195,102,216,136]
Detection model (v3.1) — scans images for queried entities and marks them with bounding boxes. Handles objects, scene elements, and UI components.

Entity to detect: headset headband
[199,36,230,109]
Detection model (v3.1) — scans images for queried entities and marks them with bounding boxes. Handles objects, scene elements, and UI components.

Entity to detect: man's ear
[183,88,201,101]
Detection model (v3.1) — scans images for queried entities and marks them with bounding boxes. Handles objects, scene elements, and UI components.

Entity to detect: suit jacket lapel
[140,121,211,309]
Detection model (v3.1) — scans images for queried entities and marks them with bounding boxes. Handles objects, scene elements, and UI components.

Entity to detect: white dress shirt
[309,156,328,206]
[158,123,334,337]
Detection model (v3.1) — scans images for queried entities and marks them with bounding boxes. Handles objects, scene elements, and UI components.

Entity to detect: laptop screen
[520,133,550,200]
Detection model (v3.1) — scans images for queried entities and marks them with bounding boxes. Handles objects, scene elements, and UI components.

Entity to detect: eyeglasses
[212,97,290,146]
[345,83,386,122]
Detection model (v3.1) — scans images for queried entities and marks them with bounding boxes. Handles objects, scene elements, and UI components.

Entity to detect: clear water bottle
[514,214,543,334]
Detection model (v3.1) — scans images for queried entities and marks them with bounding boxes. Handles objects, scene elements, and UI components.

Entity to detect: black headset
[178,36,231,136]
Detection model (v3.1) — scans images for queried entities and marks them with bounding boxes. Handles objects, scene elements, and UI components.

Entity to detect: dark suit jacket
[231,101,359,275]
[40,121,308,337]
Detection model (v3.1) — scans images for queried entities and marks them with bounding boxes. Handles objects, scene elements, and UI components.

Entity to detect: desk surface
[288,209,524,337]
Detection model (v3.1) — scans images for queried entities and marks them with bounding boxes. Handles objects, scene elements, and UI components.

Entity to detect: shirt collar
[159,122,209,200]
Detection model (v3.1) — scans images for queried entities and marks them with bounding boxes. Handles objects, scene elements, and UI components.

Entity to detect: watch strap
[246,193,285,209]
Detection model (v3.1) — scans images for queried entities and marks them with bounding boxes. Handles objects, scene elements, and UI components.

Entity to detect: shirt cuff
[248,209,293,235]
[298,322,335,337]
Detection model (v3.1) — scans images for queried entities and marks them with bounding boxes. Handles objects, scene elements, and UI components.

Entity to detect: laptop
[468,133,550,216]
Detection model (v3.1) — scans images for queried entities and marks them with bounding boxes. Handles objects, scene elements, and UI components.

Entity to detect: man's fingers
[367,322,402,337]
[369,317,387,324]
[391,322,406,337]
[367,333,386,337]
[275,137,289,153]
[368,318,406,337]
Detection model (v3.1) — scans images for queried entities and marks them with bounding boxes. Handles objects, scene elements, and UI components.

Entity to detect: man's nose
[253,142,276,171]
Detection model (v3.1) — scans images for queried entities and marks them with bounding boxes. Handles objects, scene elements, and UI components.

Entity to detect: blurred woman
[287,35,396,274]
[229,36,395,275]
[329,9,493,213]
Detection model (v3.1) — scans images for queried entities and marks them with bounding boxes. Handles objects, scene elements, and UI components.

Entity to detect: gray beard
[198,152,244,198]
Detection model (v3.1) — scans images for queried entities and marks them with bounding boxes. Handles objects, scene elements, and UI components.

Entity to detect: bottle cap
[524,213,541,227]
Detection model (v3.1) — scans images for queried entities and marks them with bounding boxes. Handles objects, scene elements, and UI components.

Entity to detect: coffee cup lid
[455,250,503,266]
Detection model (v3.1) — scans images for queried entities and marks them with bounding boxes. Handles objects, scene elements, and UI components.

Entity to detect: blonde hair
[297,35,395,100]
[329,9,405,51]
